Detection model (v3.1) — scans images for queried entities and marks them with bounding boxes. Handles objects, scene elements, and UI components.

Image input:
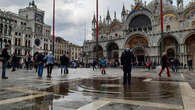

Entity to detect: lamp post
[96,0,99,61]
[52,0,55,56]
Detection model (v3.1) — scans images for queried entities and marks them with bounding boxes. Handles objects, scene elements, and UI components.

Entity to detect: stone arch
[182,32,195,44]
[123,32,149,48]
[124,34,149,49]
[184,33,195,69]
[183,6,195,20]
[106,42,119,62]
[158,35,179,59]
[124,34,149,66]
[126,11,153,29]
[157,34,179,46]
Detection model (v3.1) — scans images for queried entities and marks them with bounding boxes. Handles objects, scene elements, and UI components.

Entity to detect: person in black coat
[11,52,18,72]
[173,57,180,72]
[92,60,97,71]
[159,52,171,77]
[60,54,70,74]
[121,48,135,85]
[37,53,45,78]
[188,58,192,71]
[1,45,10,79]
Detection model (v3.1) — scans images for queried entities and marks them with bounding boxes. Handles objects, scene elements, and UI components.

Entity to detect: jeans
[123,66,132,85]
[12,63,16,71]
[174,65,178,72]
[2,61,8,78]
[47,64,53,77]
[38,64,44,77]
[61,65,68,74]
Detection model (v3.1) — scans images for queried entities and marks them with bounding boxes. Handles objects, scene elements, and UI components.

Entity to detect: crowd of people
[1,45,194,87]
[0,45,71,79]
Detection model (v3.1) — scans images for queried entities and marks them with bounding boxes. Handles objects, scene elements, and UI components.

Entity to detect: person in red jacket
[159,52,171,77]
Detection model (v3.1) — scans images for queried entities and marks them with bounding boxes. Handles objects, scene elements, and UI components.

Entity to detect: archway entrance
[134,48,145,66]
[93,45,103,59]
[125,35,148,66]
[160,36,179,60]
[185,34,195,69]
[107,42,119,64]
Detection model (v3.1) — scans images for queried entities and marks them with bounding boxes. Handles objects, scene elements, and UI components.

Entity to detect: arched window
[129,15,152,32]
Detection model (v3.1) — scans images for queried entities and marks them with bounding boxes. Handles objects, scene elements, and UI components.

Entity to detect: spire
[106,9,111,21]
[92,13,96,24]
[114,11,117,20]
[103,18,106,25]
[29,0,37,8]
[121,4,126,16]
[32,0,35,6]
[144,1,147,7]
[99,16,103,25]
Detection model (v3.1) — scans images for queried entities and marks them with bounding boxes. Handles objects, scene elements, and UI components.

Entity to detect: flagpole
[52,0,55,56]
[160,0,164,55]
[96,0,99,61]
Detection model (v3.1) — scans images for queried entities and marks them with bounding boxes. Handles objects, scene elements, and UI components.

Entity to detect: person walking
[37,53,45,78]
[92,60,97,71]
[24,53,31,70]
[188,58,192,71]
[159,52,171,77]
[173,57,180,73]
[1,45,10,79]
[100,57,106,75]
[11,52,18,72]
[146,60,151,70]
[33,52,39,72]
[44,53,54,78]
[60,54,70,74]
[121,48,135,85]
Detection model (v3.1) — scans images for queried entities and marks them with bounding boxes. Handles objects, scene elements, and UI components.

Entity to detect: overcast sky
[0,0,190,46]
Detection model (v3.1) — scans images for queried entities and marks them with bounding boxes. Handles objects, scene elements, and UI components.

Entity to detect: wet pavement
[0,68,195,110]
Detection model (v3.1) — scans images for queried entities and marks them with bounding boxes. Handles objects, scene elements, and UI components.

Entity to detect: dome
[147,0,176,12]
[148,0,172,6]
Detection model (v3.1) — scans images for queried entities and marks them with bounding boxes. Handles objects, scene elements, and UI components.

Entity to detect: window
[0,24,3,34]
[166,25,171,31]
[15,38,17,46]
[18,39,21,46]
[25,40,28,47]
[28,40,31,47]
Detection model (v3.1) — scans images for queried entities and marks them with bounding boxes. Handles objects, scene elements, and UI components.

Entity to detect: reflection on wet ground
[0,77,183,110]
[0,68,194,110]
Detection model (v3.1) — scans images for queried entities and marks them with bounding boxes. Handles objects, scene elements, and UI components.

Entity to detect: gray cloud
[0,0,189,45]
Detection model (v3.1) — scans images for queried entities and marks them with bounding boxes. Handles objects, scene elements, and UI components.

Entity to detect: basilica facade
[83,0,195,68]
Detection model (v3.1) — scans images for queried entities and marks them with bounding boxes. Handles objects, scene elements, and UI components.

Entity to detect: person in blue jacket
[100,57,106,75]
[44,53,55,78]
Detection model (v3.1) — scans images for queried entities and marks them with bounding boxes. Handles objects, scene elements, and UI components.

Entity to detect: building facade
[55,37,70,63]
[0,0,52,59]
[69,43,82,61]
[84,0,195,68]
